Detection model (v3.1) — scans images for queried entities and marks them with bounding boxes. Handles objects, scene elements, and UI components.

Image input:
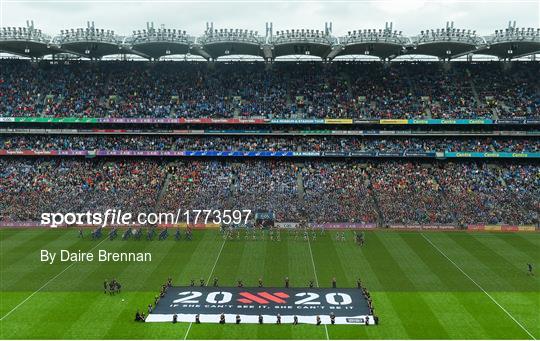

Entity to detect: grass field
[0,228,539,339]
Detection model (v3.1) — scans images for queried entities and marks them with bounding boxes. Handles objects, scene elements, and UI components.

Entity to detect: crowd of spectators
[370,162,456,224]
[1,135,538,153]
[1,158,537,225]
[469,64,539,119]
[301,162,378,223]
[230,161,301,221]
[1,60,537,119]
[439,162,539,225]
[0,158,164,221]
[160,161,233,214]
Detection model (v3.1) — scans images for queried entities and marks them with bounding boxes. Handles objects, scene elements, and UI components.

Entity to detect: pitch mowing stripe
[421,233,537,340]
[307,237,329,340]
[62,233,207,339]
[472,233,539,279]
[1,230,87,289]
[237,234,267,286]
[398,233,504,338]
[140,238,199,287]
[364,233,450,339]
[323,232,381,340]
[311,233,348,288]
[515,232,540,249]
[171,230,219,286]
[397,232,475,290]
[0,228,51,254]
[0,236,108,322]
[451,233,540,337]
[328,232,371,286]
[447,232,535,292]
[379,233,462,337]
[287,235,316,288]
[183,235,227,340]
[497,233,540,262]
[216,233,251,286]
[57,240,154,337]
[101,240,191,339]
[329,232,409,339]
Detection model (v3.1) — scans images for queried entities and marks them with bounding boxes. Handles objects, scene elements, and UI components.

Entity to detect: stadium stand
[1,158,538,225]
[0,22,538,228]
[1,61,538,119]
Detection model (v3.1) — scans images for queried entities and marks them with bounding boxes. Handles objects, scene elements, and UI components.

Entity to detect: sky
[0,0,538,38]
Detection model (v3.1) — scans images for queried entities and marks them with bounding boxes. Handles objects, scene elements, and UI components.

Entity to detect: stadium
[0,2,539,340]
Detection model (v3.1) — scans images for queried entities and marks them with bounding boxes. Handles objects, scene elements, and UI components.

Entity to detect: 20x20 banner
[146,287,374,325]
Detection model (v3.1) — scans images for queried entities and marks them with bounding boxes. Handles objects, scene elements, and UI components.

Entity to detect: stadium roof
[195,22,265,59]
[1,21,538,61]
[123,22,199,59]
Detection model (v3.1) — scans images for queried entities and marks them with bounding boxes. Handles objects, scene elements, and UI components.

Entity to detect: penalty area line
[0,237,108,322]
[183,236,226,340]
[421,233,536,340]
[307,237,330,340]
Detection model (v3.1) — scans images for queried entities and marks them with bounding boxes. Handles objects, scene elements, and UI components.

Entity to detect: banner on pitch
[146,287,374,325]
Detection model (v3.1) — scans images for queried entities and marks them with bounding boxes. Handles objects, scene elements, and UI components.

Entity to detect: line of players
[182,311,348,326]
[79,226,193,241]
[188,276,353,290]
[136,276,174,322]
[220,225,366,245]
[80,225,367,245]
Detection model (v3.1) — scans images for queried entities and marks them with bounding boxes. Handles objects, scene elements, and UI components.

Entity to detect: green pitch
[1,228,539,339]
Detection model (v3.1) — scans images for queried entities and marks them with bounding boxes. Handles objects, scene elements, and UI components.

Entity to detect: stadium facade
[0,20,539,60]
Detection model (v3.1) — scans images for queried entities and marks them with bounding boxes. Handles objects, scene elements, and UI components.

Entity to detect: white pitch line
[182,321,193,340]
[421,233,536,340]
[0,236,108,321]
[183,236,226,340]
[307,238,330,340]
[204,238,227,286]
